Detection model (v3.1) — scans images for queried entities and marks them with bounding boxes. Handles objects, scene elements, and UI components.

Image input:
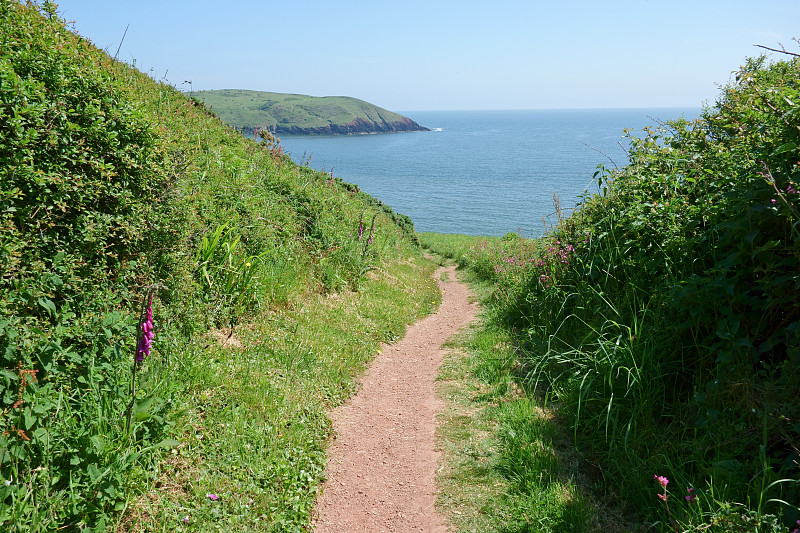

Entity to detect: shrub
[0,2,423,528]
[468,52,800,530]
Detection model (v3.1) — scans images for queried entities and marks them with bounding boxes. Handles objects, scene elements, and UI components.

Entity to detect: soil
[313,265,478,532]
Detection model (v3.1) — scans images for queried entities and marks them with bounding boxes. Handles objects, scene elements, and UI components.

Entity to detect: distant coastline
[255,115,428,136]
[194,89,429,136]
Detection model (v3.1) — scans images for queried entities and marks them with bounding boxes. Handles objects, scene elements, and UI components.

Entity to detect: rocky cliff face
[272,116,429,135]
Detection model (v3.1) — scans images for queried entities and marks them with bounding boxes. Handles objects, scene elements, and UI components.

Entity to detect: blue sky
[54,0,799,111]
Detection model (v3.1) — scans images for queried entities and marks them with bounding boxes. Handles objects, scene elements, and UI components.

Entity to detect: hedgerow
[464,52,800,530]
[0,1,421,529]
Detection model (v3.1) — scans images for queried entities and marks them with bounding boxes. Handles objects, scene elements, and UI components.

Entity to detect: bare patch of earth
[313,265,478,532]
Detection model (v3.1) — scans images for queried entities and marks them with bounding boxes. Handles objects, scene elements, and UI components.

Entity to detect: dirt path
[313,264,478,532]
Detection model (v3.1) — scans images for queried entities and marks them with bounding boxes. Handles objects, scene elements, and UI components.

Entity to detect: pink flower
[135,299,154,363]
[206,493,219,501]
[685,487,696,504]
[654,475,669,489]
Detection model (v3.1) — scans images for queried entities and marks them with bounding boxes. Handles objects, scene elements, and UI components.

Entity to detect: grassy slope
[123,257,440,531]
[425,238,604,533]
[0,3,436,530]
[193,89,419,131]
[422,53,800,533]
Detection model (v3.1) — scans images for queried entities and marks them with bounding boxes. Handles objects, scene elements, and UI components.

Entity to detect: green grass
[0,3,436,530]
[427,51,800,532]
[193,89,428,134]
[119,255,440,531]
[418,233,499,268]
[433,263,610,533]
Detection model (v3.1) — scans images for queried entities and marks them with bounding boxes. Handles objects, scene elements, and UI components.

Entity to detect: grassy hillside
[424,53,800,532]
[0,2,436,530]
[193,89,429,135]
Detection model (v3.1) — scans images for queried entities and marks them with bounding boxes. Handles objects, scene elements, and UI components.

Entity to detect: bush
[467,52,800,530]
[0,2,423,528]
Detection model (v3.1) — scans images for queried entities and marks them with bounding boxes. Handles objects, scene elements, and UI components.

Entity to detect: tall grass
[434,53,800,531]
[429,259,596,532]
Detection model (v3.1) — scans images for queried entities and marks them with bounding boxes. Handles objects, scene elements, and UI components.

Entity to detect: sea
[275,108,701,237]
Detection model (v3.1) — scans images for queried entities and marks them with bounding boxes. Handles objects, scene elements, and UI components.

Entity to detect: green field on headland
[193,89,429,135]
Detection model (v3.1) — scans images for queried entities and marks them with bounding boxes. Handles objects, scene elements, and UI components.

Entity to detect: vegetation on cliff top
[193,89,429,135]
[425,50,800,532]
[0,2,435,530]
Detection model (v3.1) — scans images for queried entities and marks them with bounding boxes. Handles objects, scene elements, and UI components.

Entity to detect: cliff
[274,115,427,135]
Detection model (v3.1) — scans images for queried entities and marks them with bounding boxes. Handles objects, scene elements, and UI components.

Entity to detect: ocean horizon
[276,108,702,237]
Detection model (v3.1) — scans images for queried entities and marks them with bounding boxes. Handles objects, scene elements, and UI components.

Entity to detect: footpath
[313,265,478,532]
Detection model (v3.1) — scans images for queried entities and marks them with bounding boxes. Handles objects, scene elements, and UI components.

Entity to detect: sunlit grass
[436,315,600,532]
[118,255,440,530]
[429,251,611,532]
[418,232,498,267]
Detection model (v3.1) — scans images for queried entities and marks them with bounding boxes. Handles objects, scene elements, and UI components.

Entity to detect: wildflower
[771,199,777,204]
[685,487,696,504]
[135,298,154,363]
[183,516,190,523]
[206,493,219,501]
[654,475,670,502]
